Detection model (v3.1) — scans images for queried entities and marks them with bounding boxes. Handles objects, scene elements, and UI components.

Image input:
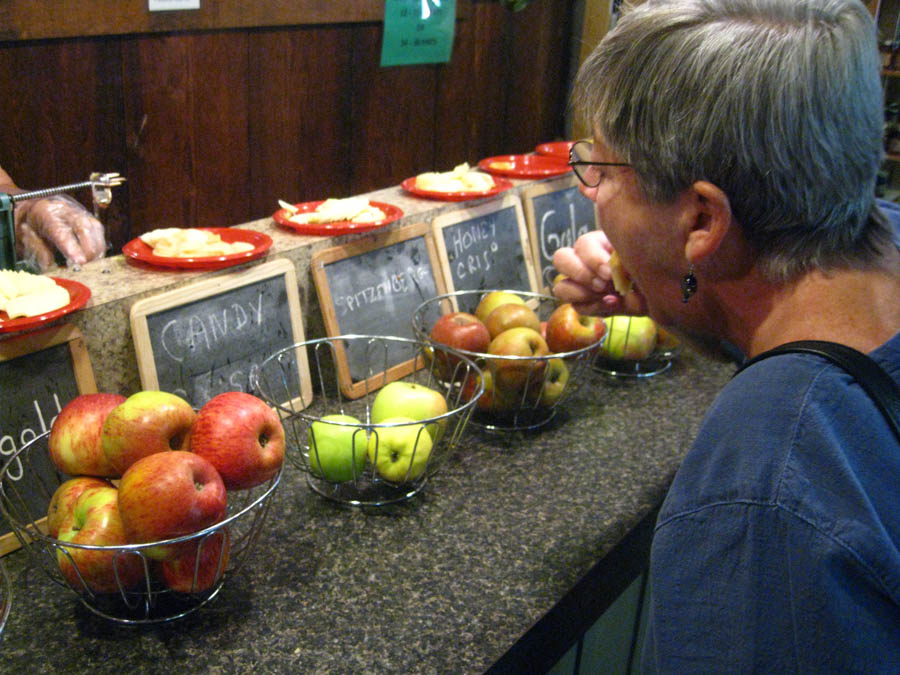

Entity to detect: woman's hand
[14,194,106,271]
[551,230,645,316]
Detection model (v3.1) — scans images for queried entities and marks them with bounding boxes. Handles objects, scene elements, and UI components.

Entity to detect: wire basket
[0,430,281,625]
[412,290,603,432]
[592,315,680,378]
[253,335,483,507]
[0,557,9,641]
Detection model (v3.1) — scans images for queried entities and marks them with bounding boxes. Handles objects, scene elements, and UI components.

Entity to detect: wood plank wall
[0,1,577,254]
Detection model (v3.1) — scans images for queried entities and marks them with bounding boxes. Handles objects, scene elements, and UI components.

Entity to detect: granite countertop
[0,348,735,674]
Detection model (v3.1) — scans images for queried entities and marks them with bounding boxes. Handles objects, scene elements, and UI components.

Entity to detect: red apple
[56,485,146,593]
[487,326,550,392]
[430,312,490,354]
[117,451,227,560]
[47,476,114,539]
[189,391,285,490]
[545,303,607,353]
[484,303,541,339]
[101,390,196,475]
[158,527,231,594]
[49,393,127,477]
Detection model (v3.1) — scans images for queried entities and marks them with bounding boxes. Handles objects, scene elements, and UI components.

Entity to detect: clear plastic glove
[14,194,106,272]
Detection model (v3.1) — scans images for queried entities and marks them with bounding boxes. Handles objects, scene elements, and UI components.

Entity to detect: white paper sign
[148,0,200,11]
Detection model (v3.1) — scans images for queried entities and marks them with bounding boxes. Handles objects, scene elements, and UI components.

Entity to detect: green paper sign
[381,0,456,67]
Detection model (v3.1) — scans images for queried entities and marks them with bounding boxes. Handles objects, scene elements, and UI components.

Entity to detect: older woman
[553,0,900,670]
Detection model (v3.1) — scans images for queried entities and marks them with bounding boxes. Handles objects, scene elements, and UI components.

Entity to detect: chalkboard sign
[522,176,598,291]
[130,258,312,411]
[311,221,446,399]
[0,324,96,556]
[432,193,538,302]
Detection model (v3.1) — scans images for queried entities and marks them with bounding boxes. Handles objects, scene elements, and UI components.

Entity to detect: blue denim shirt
[642,266,900,671]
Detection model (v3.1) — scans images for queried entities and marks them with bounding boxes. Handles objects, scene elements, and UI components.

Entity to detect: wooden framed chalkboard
[130,258,312,411]
[311,221,447,399]
[0,324,97,556]
[522,176,598,292]
[431,193,538,303]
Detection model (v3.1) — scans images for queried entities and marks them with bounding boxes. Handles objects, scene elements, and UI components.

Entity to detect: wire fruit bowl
[253,335,483,507]
[0,558,9,641]
[0,430,281,624]
[412,290,603,432]
[592,315,680,378]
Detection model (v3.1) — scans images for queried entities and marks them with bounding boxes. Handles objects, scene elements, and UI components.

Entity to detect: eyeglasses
[568,140,631,188]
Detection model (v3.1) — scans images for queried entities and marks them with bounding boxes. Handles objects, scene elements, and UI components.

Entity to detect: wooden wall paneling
[503,0,576,152]
[434,2,509,165]
[348,24,438,194]
[0,1,435,42]
[190,32,250,228]
[121,32,251,233]
[247,25,355,216]
[0,39,131,250]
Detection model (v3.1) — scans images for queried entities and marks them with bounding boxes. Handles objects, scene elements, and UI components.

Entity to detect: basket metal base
[74,581,225,625]
[306,473,426,507]
[592,354,674,378]
[468,407,557,433]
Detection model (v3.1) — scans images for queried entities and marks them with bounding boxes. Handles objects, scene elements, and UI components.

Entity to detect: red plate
[400,176,514,202]
[273,201,403,236]
[122,227,272,270]
[0,277,91,334]
[477,154,571,179]
[535,141,574,159]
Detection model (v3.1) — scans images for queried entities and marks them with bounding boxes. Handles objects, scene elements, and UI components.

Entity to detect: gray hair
[574,0,894,281]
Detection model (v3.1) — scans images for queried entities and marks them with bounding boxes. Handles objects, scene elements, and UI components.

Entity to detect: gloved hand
[14,194,107,272]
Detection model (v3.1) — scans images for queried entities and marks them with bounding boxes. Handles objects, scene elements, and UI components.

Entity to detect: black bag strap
[734,339,900,442]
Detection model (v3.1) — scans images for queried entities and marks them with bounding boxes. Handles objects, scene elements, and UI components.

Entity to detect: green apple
[366,417,433,483]
[370,381,448,442]
[474,290,526,324]
[307,414,368,482]
[601,316,658,360]
[530,357,570,407]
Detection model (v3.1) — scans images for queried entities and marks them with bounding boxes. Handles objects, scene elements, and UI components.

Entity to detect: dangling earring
[681,265,697,303]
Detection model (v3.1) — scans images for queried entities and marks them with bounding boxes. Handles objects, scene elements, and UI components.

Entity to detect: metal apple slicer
[0,172,125,271]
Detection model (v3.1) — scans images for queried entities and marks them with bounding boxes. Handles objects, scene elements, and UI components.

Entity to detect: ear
[682,181,732,264]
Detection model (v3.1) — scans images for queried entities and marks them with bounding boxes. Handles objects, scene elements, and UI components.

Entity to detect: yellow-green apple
[370,381,448,442]
[366,417,433,483]
[487,326,550,392]
[545,303,607,353]
[49,393,127,477]
[56,485,146,593]
[307,414,368,482]
[474,290,526,323]
[101,390,196,475]
[189,391,285,490]
[601,316,658,360]
[117,451,227,560]
[47,476,114,538]
[530,357,570,407]
[484,303,541,339]
[158,528,231,594]
[462,368,519,413]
